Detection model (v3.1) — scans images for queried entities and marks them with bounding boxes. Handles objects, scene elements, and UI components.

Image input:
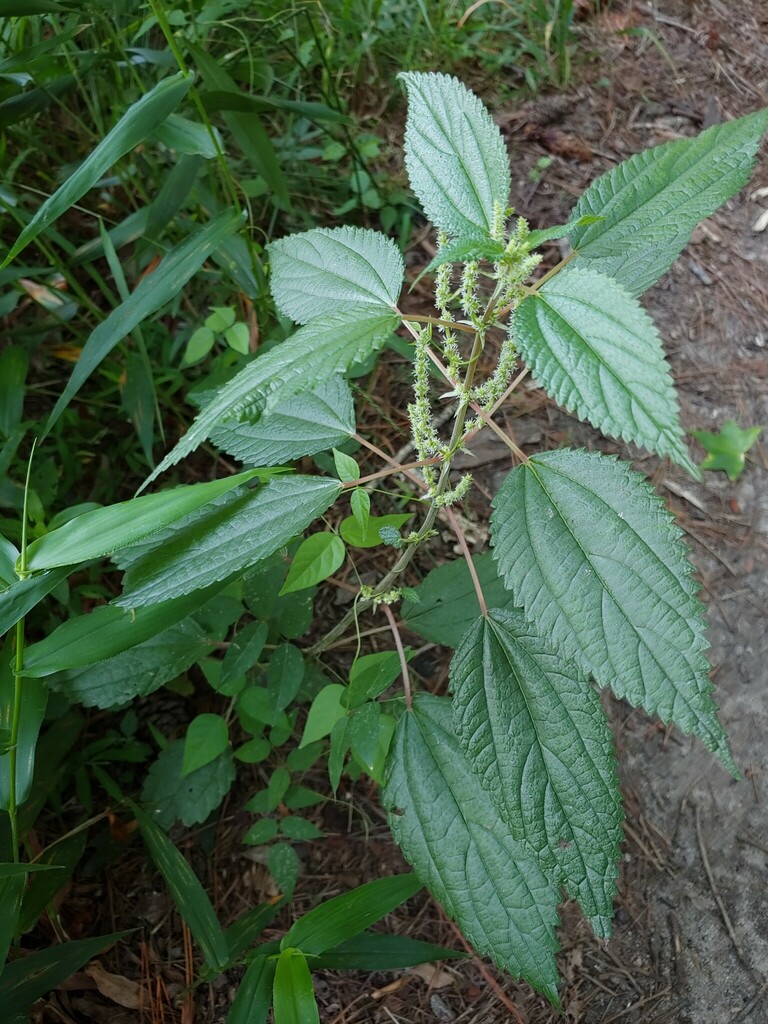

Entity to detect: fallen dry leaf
[411,962,455,989]
[85,961,147,1010]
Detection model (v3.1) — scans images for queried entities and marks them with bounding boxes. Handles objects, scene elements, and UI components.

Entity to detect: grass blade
[3,73,192,266]
[131,802,229,970]
[43,208,244,434]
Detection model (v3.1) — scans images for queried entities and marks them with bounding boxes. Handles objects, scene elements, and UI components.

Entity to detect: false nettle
[10,73,767,1003]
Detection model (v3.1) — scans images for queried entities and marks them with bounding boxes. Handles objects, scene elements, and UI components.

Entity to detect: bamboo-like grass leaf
[132,801,229,970]
[23,583,227,677]
[491,450,736,773]
[0,932,129,1015]
[267,226,404,324]
[383,694,561,1004]
[43,208,244,434]
[24,467,263,572]
[226,955,275,1024]
[399,72,511,239]
[144,312,397,488]
[282,874,422,956]
[3,73,192,267]
[450,609,623,938]
[515,265,697,475]
[312,932,464,970]
[568,107,768,295]
[0,567,71,646]
[118,476,341,607]
[272,949,320,1024]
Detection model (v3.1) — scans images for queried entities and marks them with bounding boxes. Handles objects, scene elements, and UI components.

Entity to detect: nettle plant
[2,72,767,1010]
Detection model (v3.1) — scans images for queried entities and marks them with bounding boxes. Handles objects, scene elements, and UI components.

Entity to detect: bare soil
[31,2,768,1022]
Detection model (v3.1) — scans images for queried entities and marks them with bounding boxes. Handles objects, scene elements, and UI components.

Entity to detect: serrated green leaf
[451,609,623,938]
[3,73,192,267]
[183,714,230,776]
[280,534,345,596]
[383,694,561,1003]
[422,237,506,276]
[132,800,229,970]
[141,741,236,829]
[226,955,275,1024]
[25,468,262,572]
[118,477,341,607]
[273,949,319,1024]
[339,512,412,548]
[526,214,603,249]
[516,265,697,475]
[399,72,511,239]
[313,932,464,971]
[211,376,354,467]
[692,420,762,481]
[491,449,736,773]
[401,553,518,647]
[145,312,397,487]
[282,874,421,955]
[268,226,403,325]
[49,616,214,710]
[24,583,225,677]
[569,108,768,295]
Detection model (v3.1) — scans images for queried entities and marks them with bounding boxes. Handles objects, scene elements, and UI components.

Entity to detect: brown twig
[695,804,747,966]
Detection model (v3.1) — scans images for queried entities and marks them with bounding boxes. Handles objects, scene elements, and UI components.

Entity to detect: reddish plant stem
[353,433,430,493]
[443,506,487,616]
[381,603,412,710]
[346,456,442,489]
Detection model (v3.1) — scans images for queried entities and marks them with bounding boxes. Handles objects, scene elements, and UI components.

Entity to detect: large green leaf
[515,265,697,475]
[282,874,422,956]
[450,609,623,938]
[490,450,735,772]
[23,583,226,677]
[144,311,397,487]
[2,73,192,267]
[210,376,354,466]
[399,72,511,240]
[383,694,561,1003]
[24,469,261,573]
[44,208,244,434]
[132,801,229,970]
[401,553,520,647]
[118,476,340,607]
[49,616,214,709]
[568,108,768,295]
[267,226,403,325]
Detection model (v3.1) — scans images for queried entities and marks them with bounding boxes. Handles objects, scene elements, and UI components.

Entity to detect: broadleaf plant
[3,69,765,1013]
